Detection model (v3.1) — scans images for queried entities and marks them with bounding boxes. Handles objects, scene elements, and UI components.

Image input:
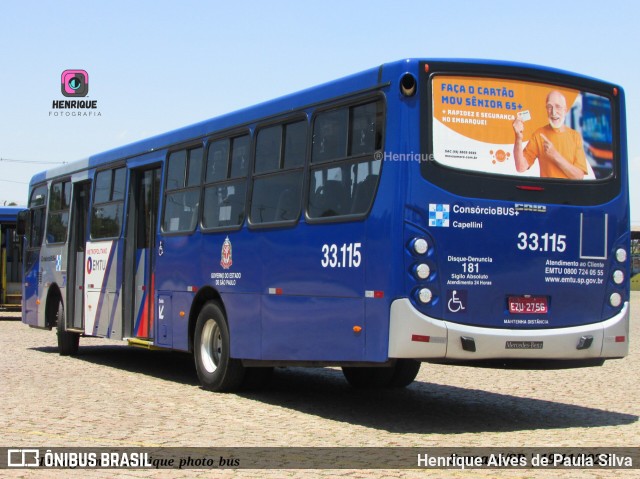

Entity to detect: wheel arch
[188,286,225,353]
[44,283,64,329]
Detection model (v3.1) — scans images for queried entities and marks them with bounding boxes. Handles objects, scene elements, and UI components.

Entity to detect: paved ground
[1,293,638,478]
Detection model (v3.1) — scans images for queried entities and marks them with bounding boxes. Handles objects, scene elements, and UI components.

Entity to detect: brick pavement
[1,293,638,478]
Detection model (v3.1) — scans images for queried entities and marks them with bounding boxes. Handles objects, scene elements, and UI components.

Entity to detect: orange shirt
[523,124,587,178]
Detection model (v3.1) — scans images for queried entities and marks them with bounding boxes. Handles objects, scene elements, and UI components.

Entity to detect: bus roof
[29,58,623,187]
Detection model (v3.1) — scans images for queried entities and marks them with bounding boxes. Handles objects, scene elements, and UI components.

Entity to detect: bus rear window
[430,75,614,181]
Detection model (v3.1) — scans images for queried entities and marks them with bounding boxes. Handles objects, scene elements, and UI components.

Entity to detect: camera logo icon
[61,70,89,97]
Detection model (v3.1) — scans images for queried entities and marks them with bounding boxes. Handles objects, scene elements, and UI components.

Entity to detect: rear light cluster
[409,237,436,306]
[609,247,628,308]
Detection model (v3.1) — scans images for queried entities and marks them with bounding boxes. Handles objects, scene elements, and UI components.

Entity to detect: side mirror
[16,209,28,236]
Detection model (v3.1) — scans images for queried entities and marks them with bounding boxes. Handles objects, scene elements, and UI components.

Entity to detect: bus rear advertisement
[21,59,630,391]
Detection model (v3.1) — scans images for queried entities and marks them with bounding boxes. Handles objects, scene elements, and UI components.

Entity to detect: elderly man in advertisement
[512,90,588,179]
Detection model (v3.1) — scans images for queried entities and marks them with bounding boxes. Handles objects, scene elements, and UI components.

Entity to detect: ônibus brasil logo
[220,237,233,270]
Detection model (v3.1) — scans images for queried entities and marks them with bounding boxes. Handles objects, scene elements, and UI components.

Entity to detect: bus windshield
[430,75,614,181]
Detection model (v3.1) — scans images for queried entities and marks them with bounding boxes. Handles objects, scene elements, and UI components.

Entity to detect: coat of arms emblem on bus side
[220,236,233,270]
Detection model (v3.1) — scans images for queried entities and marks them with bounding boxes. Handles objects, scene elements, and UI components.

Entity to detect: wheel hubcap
[200,319,222,374]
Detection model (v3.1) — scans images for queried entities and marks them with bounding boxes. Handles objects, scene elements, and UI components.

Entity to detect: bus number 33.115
[321,243,362,268]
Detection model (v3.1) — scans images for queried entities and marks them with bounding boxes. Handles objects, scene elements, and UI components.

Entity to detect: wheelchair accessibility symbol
[447,289,468,313]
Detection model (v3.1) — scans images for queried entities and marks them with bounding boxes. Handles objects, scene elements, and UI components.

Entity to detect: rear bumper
[389,299,629,360]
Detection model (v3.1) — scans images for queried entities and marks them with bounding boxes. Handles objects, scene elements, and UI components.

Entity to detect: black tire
[56,301,79,356]
[342,359,421,389]
[193,302,245,392]
[341,365,396,389]
[387,359,421,388]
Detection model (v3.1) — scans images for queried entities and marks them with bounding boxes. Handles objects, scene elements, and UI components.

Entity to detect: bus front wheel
[193,302,245,392]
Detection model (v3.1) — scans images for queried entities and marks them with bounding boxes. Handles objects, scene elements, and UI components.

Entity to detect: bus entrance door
[67,181,91,331]
[125,167,161,341]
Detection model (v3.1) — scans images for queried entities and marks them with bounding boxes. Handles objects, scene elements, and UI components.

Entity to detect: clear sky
[1,0,638,224]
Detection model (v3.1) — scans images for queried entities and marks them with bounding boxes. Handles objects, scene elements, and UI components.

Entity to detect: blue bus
[1,206,25,310]
[21,59,630,391]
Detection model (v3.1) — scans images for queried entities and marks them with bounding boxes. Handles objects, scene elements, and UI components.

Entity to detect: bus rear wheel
[387,359,421,388]
[56,301,79,356]
[342,359,421,389]
[194,302,245,392]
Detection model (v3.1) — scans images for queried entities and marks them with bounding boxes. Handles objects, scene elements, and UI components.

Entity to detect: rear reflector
[365,290,384,298]
[412,334,430,343]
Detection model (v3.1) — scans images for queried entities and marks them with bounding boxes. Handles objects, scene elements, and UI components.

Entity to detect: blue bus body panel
[404,188,629,329]
[22,256,40,326]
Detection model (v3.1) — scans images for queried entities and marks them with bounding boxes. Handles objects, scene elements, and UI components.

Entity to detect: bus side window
[350,160,381,214]
[308,99,384,220]
[250,120,306,225]
[205,139,229,182]
[312,108,348,163]
[166,150,186,190]
[46,180,71,243]
[254,125,281,174]
[162,147,202,234]
[309,169,349,217]
[27,185,48,250]
[230,135,250,178]
[91,167,127,239]
[350,102,382,156]
[202,134,249,230]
